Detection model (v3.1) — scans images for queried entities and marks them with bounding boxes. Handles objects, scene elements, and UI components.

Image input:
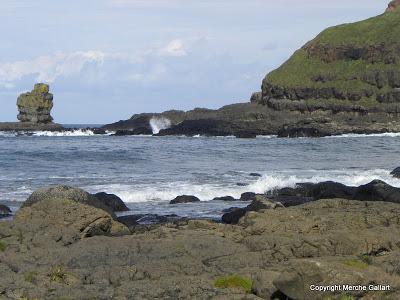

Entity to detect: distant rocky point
[103,2,400,138]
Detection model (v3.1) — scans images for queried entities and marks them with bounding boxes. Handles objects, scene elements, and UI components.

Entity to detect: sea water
[1,130,400,219]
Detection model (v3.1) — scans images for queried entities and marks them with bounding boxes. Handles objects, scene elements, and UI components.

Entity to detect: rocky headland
[104,4,400,138]
[2,180,400,299]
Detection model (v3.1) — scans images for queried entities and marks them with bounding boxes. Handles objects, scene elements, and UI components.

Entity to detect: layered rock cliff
[259,5,400,114]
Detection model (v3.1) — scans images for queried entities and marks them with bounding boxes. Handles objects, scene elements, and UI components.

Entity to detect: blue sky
[0,0,386,123]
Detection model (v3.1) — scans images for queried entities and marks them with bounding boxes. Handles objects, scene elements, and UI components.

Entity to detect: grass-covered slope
[261,6,400,111]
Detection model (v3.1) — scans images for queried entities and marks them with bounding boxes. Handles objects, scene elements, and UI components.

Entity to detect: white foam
[85,169,399,203]
[32,129,96,136]
[149,117,171,134]
[327,132,400,138]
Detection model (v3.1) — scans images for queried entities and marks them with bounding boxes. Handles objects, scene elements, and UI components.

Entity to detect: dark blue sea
[1,127,400,219]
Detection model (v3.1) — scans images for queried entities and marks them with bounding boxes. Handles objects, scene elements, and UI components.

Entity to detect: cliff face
[260,5,400,113]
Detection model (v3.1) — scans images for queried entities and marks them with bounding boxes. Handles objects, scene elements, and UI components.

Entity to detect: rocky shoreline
[2,175,400,299]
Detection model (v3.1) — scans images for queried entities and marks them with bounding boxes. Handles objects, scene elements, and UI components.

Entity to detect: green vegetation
[340,295,355,300]
[0,240,6,252]
[48,266,68,284]
[24,271,38,283]
[261,7,400,107]
[213,275,252,293]
[342,258,369,269]
[358,253,373,265]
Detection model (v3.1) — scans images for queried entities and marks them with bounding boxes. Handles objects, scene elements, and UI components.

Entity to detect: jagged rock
[93,192,129,212]
[0,204,11,219]
[391,167,400,178]
[387,0,400,12]
[21,185,116,217]
[17,83,54,124]
[250,91,262,103]
[170,195,200,204]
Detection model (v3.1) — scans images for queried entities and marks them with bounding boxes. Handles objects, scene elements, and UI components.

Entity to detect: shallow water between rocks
[1,131,400,219]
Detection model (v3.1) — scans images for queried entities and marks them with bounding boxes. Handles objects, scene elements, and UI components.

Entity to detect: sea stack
[17,83,54,124]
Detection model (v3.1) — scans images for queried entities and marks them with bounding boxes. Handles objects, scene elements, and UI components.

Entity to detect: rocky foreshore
[2,179,400,299]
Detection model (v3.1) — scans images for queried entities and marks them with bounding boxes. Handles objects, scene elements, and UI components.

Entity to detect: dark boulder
[249,173,262,177]
[92,128,106,135]
[117,214,182,228]
[170,195,200,204]
[269,181,356,206]
[93,192,129,212]
[390,167,400,178]
[222,195,284,224]
[213,196,236,201]
[240,192,257,201]
[0,204,11,218]
[221,208,247,224]
[353,180,400,203]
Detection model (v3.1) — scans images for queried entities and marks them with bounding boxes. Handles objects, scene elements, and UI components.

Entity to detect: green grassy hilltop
[261,6,400,111]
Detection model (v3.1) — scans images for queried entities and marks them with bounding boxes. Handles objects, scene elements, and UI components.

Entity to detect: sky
[0,0,387,123]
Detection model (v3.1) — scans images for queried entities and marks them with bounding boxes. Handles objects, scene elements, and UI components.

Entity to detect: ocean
[1,129,400,219]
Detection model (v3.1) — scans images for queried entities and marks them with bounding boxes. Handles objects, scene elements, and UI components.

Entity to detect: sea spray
[149,117,171,134]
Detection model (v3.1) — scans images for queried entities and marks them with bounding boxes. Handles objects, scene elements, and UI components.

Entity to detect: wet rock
[221,208,247,224]
[353,179,400,204]
[236,182,249,187]
[112,128,152,136]
[117,214,181,228]
[17,83,54,124]
[213,196,236,201]
[93,192,129,212]
[390,167,400,178]
[170,195,200,204]
[0,204,11,218]
[240,192,257,201]
[222,195,283,224]
[249,173,262,177]
[92,128,107,135]
[21,185,116,217]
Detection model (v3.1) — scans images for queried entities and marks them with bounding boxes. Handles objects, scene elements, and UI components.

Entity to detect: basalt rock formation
[2,186,400,298]
[17,83,54,124]
[259,4,400,113]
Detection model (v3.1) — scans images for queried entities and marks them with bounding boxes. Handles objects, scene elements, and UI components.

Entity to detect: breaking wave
[149,117,171,134]
[0,129,113,137]
[86,169,399,203]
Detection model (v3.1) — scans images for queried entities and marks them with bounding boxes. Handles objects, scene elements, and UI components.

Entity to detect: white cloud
[160,39,187,57]
[0,50,105,84]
